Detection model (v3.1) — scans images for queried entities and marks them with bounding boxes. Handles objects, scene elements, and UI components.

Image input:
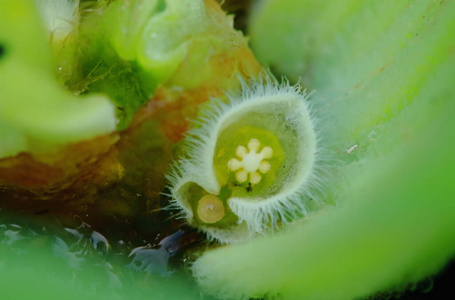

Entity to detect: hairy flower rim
[166,76,325,243]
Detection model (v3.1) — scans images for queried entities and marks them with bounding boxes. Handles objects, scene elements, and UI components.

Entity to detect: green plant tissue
[1,0,454,299]
[191,0,455,299]
[0,0,116,157]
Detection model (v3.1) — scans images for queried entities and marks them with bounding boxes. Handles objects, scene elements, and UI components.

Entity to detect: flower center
[242,152,263,172]
[227,138,273,185]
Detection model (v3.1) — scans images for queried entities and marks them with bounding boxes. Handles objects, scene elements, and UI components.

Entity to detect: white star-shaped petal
[228,138,273,185]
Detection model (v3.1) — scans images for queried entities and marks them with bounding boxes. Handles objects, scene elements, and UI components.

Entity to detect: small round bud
[197,195,225,224]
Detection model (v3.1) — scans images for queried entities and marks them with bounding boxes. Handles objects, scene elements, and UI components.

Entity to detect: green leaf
[192,0,455,299]
[0,0,116,158]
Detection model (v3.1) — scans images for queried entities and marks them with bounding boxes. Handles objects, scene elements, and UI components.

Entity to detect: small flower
[227,138,273,185]
[166,76,323,243]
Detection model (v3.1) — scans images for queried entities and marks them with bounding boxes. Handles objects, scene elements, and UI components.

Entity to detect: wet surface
[0,203,208,296]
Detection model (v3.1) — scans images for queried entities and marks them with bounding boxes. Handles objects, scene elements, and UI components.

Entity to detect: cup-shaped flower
[166,77,320,243]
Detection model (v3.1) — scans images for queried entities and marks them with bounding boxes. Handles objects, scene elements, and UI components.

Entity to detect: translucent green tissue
[0,0,116,158]
[192,0,455,299]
